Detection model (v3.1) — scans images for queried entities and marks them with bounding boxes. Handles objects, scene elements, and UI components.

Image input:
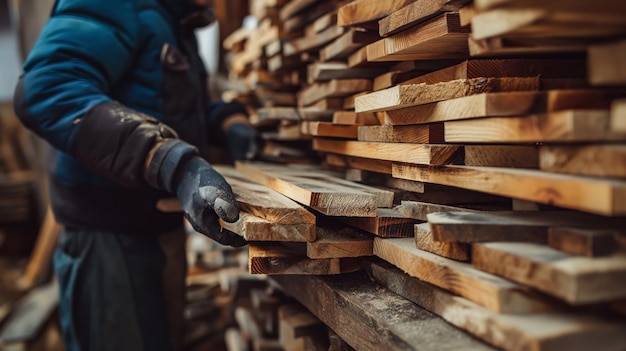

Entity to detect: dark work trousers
[53,226,187,351]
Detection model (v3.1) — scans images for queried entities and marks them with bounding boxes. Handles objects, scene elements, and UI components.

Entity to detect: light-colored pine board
[365,259,626,351]
[459,3,478,26]
[548,227,622,258]
[382,89,620,125]
[355,77,539,113]
[332,111,379,125]
[284,26,346,57]
[367,13,470,62]
[320,30,381,62]
[300,122,358,139]
[299,79,373,107]
[540,145,626,178]
[611,99,626,132]
[307,226,374,259]
[357,124,444,144]
[248,243,360,275]
[341,208,419,238]
[342,91,372,109]
[464,145,539,168]
[219,212,316,242]
[398,201,479,221]
[473,242,626,304]
[337,0,415,28]
[414,223,469,261]
[373,238,555,313]
[325,154,393,174]
[588,39,626,84]
[444,110,623,143]
[379,0,470,37]
[392,163,626,216]
[313,139,464,165]
[236,162,378,217]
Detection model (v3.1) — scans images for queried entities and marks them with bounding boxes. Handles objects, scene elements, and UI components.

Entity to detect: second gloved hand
[173,156,247,247]
[225,122,260,162]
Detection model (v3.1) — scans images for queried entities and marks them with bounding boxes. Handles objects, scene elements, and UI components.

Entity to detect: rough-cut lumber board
[248,243,360,275]
[320,30,381,62]
[272,273,495,351]
[283,26,345,57]
[340,208,419,238]
[357,124,444,144]
[374,238,554,313]
[365,259,626,351]
[464,145,539,168]
[299,79,373,107]
[444,110,623,143]
[589,40,626,86]
[473,242,626,304]
[307,225,374,259]
[540,145,626,179]
[379,0,470,37]
[337,0,415,28]
[468,36,586,57]
[252,107,301,126]
[236,162,378,217]
[279,0,319,20]
[313,139,463,165]
[355,77,539,113]
[219,212,316,242]
[306,11,338,36]
[397,201,481,221]
[308,62,383,83]
[382,89,617,125]
[611,99,626,132]
[415,223,469,261]
[332,111,379,125]
[325,154,392,174]
[342,91,371,109]
[345,170,426,193]
[367,13,470,62]
[392,163,626,216]
[548,228,622,258]
[427,211,626,244]
[300,122,358,139]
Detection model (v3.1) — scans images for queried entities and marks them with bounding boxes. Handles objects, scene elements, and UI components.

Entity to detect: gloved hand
[173,156,247,247]
[225,122,260,162]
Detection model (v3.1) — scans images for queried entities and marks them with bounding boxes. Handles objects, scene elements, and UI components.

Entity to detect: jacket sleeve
[13,5,196,190]
[205,100,249,148]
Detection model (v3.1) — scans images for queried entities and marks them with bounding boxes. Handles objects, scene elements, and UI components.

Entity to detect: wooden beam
[300,122,358,139]
[365,259,626,351]
[373,238,554,313]
[548,227,622,258]
[589,40,626,86]
[337,0,415,28]
[357,124,444,143]
[379,0,470,37]
[354,77,539,113]
[414,223,469,261]
[540,145,626,178]
[464,145,539,168]
[248,243,360,275]
[298,79,372,107]
[444,110,623,143]
[219,212,316,242]
[271,273,496,351]
[313,139,464,165]
[472,242,626,304]
[367,13,470,62]
[392,163,626,216]
[340,208,419,238]
[320,30,380,62]
[307,226,374,259]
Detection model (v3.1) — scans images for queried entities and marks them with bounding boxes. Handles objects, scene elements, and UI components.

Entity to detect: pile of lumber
[216,0,626,350]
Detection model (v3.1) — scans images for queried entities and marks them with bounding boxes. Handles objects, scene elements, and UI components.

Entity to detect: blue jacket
[14,0,246,233]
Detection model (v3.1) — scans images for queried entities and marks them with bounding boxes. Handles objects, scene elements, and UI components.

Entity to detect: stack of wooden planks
[217,0,626,350]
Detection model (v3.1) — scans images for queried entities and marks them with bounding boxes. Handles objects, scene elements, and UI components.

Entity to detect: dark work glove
[173,156,247,247]
[225,122,260,162]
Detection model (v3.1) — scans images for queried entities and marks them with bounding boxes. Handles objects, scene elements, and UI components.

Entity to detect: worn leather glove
[225,122,260,162]
[173,156,247,247]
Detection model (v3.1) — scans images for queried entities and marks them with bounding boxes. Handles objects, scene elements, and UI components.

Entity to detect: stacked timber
[217,0,626,350]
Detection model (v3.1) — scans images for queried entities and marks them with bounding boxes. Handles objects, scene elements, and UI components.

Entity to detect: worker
[13,0,257,350]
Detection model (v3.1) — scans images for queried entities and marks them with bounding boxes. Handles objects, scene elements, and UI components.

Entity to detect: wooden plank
[279,0,320,20]
[271,273,496,351]
[383,89,621,125]
[283,1,339,33]
[283,26,345,57]
[541,145,626,178]
[248,243,360,275]
[464,145,539,168]
[468,36,586,57]
[325,154,392,174]
[299,79,373,107]
[611,99,626,132]
[392,163,626,216]
[373,238,555,313]
[219,212,316,242]
[300,122,358,139]
[548,227,622,258]
[345,169,426,193]
[252,107,301,126]
[458,3,478,26]
[307,62,383,83]
[444,110,624,143]
[427,211,626,244]
[365,259,626,351]
[320,30,380,62]
[379,0,470,37]
[474,0,626,12]
[357,124,444,143]
[255,88,297,106]
[589,40,626,86]
[332,111,379,125]
[355,77,539,113]
[472,242,626,304]
[313,139,464,165]
[337,0,415,28]
[235,162,378,217]
[367,13,469,62]
[414,223,470,261]
[342,91,371,109]
[307,225,374,259]
[397,200,481,221]
[306,11,338,36]
[340,208,419,238]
